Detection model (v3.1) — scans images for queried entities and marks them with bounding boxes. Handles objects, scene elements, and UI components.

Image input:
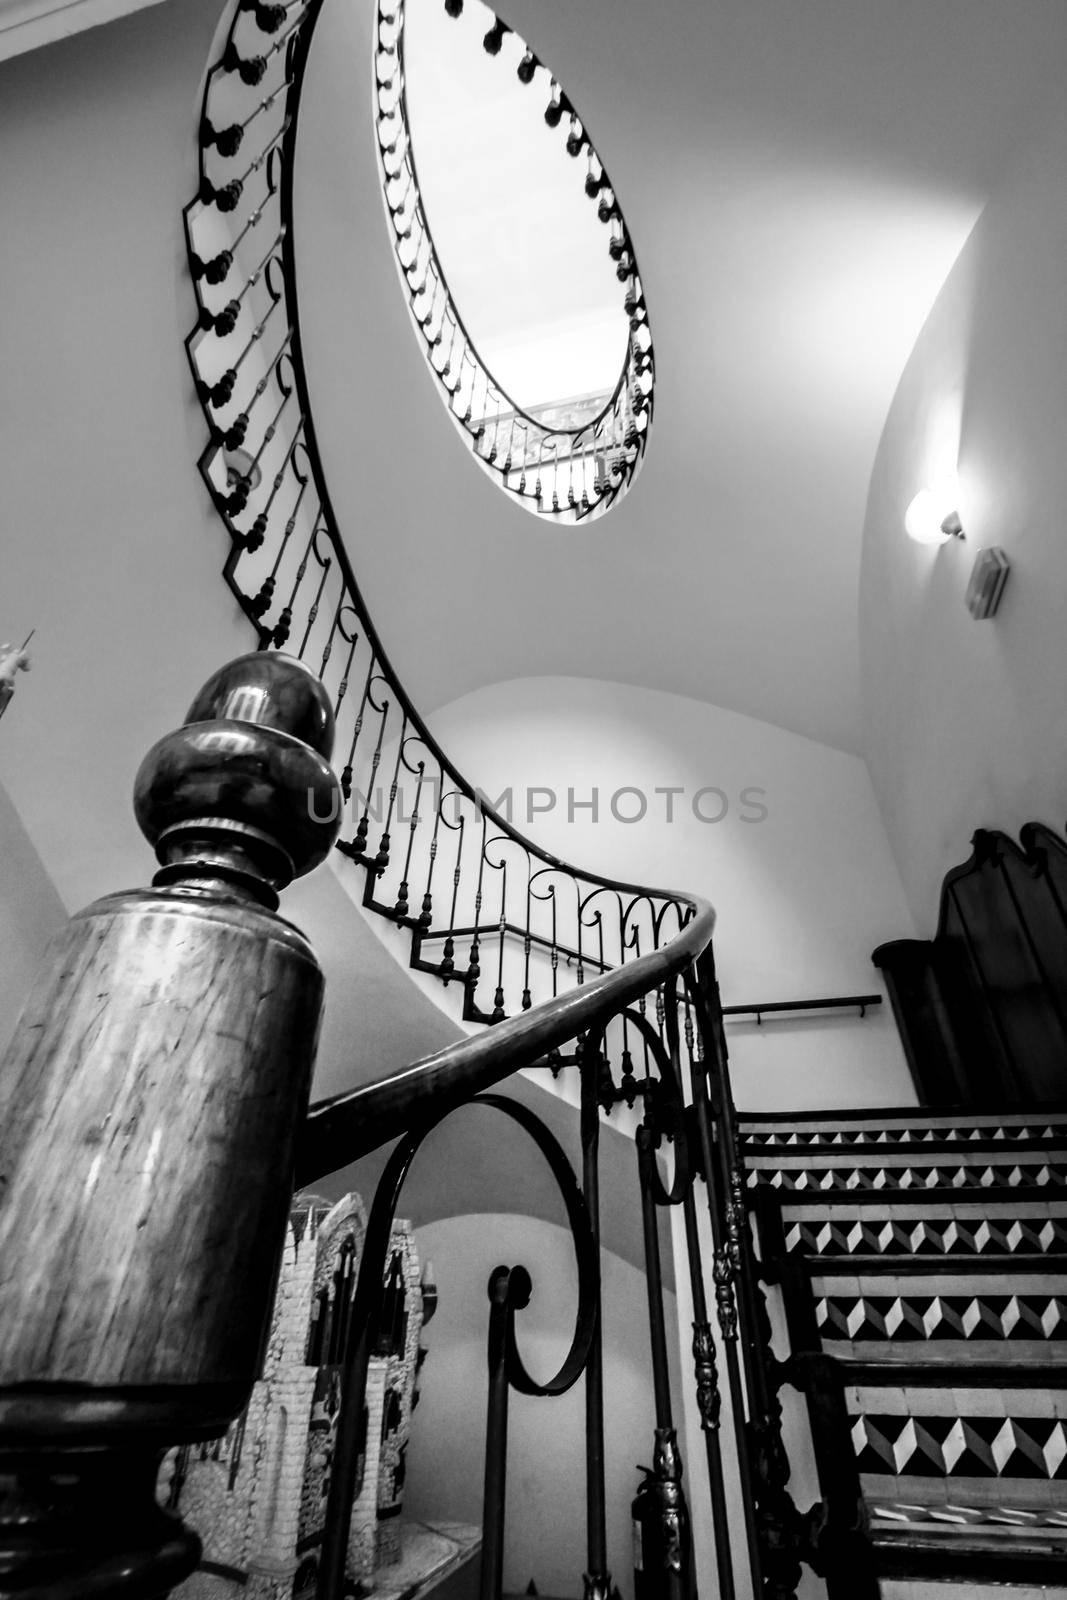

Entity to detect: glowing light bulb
[905,477,964,545]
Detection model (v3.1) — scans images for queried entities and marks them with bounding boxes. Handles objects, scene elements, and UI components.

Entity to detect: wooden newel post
[0,652,342,1598]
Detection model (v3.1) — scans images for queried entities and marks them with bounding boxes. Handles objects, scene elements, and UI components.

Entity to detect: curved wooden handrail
[298,892,715,1182]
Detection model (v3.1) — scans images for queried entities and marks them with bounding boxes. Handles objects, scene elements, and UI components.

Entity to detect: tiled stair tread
[813,1279,1067,1347]
[367,1521,481,1600]
[750,1165,1067,1193]
[781,1221,1067,1261]
[799,1248,1067,1273]
[741,1123,1067,1147]
[751,1105,1067,1588]
[824,1341,1067,1369]
[862,1478,1067,1512]
[739,1106,1067,1128]
[751,1144,1067,1172]
[807,1260,1067,1286]
[881,1585,1067,1600]
[873,1502,1067,1593]
[770,1191,1067,1213]
[846,1382,1067,1415]
[848,1387,1067,1484]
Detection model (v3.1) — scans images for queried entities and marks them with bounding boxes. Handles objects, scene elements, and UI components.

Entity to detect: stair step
[747,1148,1067,1192]
[881,1584,1067,1600]
[747,1134,1067,1160]
[874,1491,1067,1590]
[881,1585,1067,1599]
[806,1263,1067,1362]
[739,1107,1067,1146]
[750,1105,1067,1587]
[847,1381,1067,1484]
[767,1187,1067,1209]
[766,1195,1067,1258]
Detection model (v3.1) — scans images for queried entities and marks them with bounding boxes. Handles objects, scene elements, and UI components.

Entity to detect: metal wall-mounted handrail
[723,993,883,1024]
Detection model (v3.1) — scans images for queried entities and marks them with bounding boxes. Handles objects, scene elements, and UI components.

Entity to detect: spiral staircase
[167,3,1067,1597]
[2,2,1066,1599]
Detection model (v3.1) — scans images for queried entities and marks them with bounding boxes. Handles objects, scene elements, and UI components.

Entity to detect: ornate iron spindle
[394,747,426,919]
[245,477,303,621]
[372,710,409,875]
[675,988,736,1600]
[578,1033,610,1600]
[492,859,507,1021]
[270,513,322,648]
[685,956,768,1591]
[337,654,377,804]
[637,1115,693,1600]
[295,539,331,659]
[197,237,283,336]
[440,807,465,982]
[468,811,488,1010]
[349,678,391,863]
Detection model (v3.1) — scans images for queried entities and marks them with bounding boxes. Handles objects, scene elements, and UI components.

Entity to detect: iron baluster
[636,1119,693,1600]
[578,1032,611,1600]
[685,968,764,1589]
[313,1095,597,1600]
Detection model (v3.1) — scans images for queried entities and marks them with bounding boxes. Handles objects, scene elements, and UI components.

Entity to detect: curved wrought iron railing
[293,924,785,1600]
[184,0,675,1034]
[373,0,654,522]
[181,4,822,1598]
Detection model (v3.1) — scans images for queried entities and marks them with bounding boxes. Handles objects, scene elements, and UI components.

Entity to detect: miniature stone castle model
[161,1191,426,1600]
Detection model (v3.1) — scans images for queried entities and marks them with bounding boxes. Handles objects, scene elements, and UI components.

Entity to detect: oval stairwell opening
[373,0,655,524]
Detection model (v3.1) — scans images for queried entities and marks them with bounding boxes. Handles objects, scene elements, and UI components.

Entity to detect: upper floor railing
[373,0,654,522]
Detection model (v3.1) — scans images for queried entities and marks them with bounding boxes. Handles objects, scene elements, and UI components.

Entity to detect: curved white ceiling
[296,0,1067,754]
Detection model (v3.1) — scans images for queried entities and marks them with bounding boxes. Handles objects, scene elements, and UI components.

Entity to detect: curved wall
[427,675,915,1111]
[860,95,1067,928]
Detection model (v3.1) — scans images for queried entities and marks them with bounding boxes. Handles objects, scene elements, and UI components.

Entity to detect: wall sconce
[905,484,965,546]
[965,547,1010,619]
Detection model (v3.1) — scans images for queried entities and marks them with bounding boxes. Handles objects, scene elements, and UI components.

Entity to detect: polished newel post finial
[0,651,341,1599]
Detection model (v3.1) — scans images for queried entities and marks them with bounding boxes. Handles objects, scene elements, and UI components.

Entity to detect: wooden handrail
[298,894,715,1184]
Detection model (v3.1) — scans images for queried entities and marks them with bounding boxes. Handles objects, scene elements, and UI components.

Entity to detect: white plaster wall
[860,94,1067,931]
[427,676,916,1112]
[0,0,239,915]
[0,2,460,1101]
[405,1213,684,1600]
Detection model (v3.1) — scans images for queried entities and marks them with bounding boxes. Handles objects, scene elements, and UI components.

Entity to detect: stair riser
[782,1218,1067,1260]
[749,1161,1067,1193]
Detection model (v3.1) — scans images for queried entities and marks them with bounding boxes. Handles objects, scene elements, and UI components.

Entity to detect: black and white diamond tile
[749,1161,1067,1193]
[784,1215,1067,1259]
[816,1290,1067,1344]
[852,1413,1067,1480]
[743,1120,1067,1150]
